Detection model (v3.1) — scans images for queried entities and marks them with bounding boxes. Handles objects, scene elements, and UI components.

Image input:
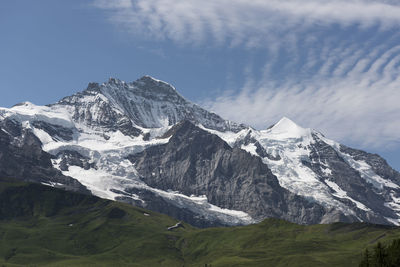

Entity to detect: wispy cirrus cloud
[204,41,400,149]
[93,0,400,150]
[93,0,400,46]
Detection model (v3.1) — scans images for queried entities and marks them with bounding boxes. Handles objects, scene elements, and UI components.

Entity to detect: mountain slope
[0,119,88,193]
[0,76,399,226]
[129,120,327,225]
[1,178,400,267]
[0,177,187,266]
[53,76,244,133]
[229,117,400,225]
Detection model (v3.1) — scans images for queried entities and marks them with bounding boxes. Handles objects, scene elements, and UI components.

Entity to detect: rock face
[0,75,399,227]
[129,121,327,224]
[116,188,223,228]
[0,119,88,194]
[53,81,142,138]
[56,150,97,172]
[304,134,394,224]
[236,117,400,225]
[340,145,400,185]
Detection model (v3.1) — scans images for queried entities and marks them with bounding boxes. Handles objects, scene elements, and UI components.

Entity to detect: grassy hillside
[0,178,399,267]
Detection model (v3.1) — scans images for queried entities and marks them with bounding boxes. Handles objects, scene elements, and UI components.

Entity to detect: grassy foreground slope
[0,178,399,267]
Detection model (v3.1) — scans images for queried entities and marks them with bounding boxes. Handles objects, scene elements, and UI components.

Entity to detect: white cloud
[93,0,400,45]
[93,0,132,9]
[204,43,400,150]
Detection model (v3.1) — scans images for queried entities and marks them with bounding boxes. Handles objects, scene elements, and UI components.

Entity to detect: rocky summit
[0,76,399,227]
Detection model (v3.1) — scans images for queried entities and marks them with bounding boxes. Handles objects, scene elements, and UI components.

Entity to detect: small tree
[386,239,400,267]
[359,248,371,267]
[373,242,387,267]
[359,238,400,267]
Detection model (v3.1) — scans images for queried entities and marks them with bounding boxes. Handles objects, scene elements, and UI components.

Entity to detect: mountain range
[0,75,399,227]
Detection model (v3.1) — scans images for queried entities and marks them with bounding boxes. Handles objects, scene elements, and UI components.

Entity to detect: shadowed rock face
[56,150,96,172]
[0,119,88,194]
[129,121,333,225]
[31,121,74,141]
[116,188,224,228]
[303,134,396,225]
[340,145,400,185]
[0,178,99,219]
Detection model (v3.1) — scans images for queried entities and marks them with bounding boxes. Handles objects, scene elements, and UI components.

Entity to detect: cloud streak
[204,41,400,149]
[93,0,400,150]
[93,0,400,46]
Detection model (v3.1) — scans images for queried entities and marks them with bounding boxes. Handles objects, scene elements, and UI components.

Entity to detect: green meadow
[1,178,399,267]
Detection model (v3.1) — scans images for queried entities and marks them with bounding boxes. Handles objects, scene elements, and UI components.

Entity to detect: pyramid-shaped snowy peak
[267,117,311,139]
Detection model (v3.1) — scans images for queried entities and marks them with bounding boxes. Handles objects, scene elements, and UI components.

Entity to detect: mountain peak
[133,75,177,94]
[267,117,310,139]
[85,82,101,92]
[137,75,171,85]
[276,117,300,128]
[106,77,125,85]
[51,76,246,131]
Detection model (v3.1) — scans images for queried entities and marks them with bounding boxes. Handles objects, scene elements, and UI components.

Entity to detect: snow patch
[385,217,400,226]
[6,102,74,128]
[241,143,258,156]
[199,125,250,147]
[325,180,370,211]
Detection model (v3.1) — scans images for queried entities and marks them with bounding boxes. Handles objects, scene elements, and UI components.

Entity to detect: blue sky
[1,0,400,171]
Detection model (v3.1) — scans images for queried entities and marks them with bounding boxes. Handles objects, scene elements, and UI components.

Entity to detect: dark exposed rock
[0,178,101,219]
[234,131,281,161]
[142,132,151,141]
[128,121,328,225]
[116,187,226,228]
[340,145,400,185]
[32,121,74,141]
[86,82,100,91]
[56,150,96,171]
[0,119,89,194]
[303,133,397,224]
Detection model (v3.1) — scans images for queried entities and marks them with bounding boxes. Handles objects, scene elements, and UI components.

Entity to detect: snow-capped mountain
[53,76,243,135]
[231,117,400,225]
[0,76,399,227]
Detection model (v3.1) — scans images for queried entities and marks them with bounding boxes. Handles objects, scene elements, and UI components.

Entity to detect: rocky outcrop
[304,134,396,224]
[31,121,74,141]
[116,188,223,228]
[0,119,89,194]
[129,121,331,224]
[340,145,400,185]
[54,83,142,138]
[56,150,97,171]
